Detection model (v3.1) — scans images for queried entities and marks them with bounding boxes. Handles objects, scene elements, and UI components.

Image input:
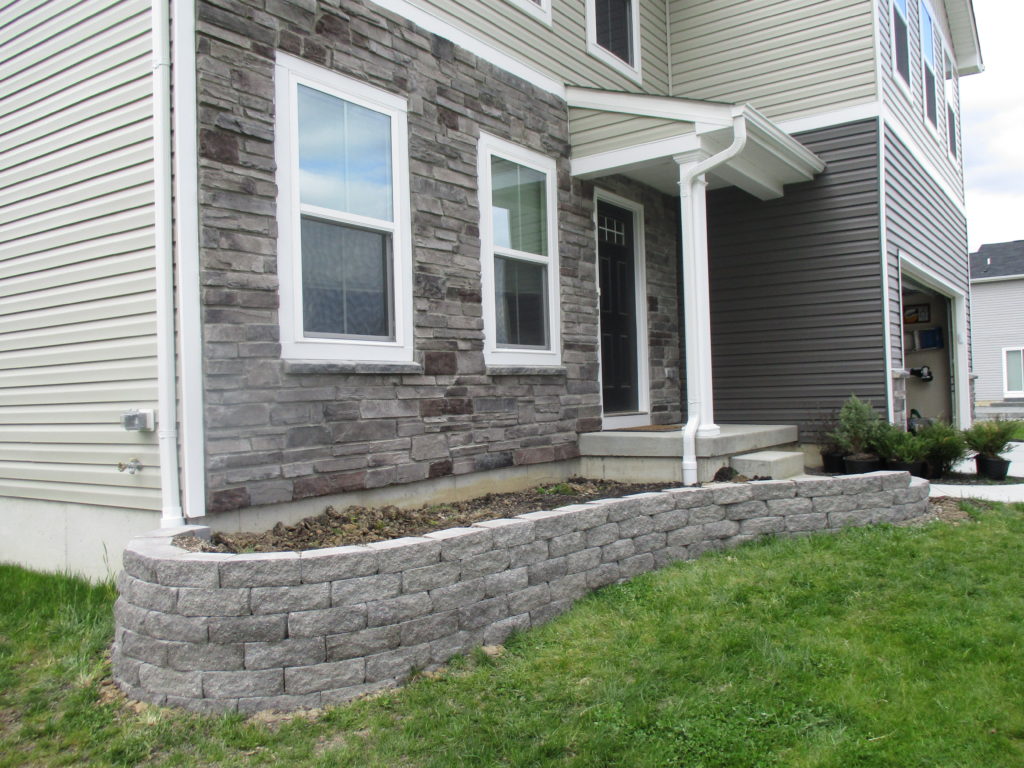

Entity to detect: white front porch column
[676,154,719,436]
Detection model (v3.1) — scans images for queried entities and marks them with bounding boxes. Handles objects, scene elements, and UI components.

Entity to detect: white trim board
[370,0,565,96]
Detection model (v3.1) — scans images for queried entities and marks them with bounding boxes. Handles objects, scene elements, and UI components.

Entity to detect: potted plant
[813,407,846,473]
[874,425,927,477]
[963,419,1022,480]
[916,421,968,479]
[831,395,882,474]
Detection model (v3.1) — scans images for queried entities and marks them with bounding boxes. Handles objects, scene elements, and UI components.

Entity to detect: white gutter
[152,0,185,527]
[679,112,748,486]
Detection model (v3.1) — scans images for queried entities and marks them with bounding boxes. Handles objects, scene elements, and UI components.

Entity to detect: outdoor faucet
[117,459,143,475]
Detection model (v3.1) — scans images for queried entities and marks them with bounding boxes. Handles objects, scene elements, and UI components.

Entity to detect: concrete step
[730,450,805,480]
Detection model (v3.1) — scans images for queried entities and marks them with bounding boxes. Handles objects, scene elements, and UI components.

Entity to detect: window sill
[487,365,567,377]
[284,360,424,375]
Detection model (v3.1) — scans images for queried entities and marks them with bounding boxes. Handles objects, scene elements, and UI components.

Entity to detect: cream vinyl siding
[568,107,693,157]
[668,0,877,122]
[970,279,1024,403]
[0,0,161,511]
[397,0,670,93]
[876,0,963,202]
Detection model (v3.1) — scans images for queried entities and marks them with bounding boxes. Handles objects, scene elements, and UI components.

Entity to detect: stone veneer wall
[195,0,684,515]
[113,472,928,713]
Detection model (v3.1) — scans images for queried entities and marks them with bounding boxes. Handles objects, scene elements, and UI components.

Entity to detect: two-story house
[0,0,982,576]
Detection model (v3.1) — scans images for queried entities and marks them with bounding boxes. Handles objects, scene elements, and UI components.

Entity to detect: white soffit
[566,88,825,200]
[942,0,984,75]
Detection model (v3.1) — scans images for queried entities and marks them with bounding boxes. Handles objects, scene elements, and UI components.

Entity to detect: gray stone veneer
[113,472,928,713]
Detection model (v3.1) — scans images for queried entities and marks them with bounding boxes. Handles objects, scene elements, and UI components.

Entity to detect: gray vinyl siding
[883,124,969,373]
[970,280,1024,402]
[707,119,886,435]
[667,0,878,122]
[394,0,670,93]
[876,0,963,201]
[568,108,693,157]
[0,0,161,511]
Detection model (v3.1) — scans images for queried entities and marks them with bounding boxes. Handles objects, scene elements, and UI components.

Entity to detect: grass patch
[1012,424,1024,442]
[2,501,1024,766]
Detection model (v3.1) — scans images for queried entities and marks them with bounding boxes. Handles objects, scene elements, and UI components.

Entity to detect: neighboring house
[0,0,982,576]
[970,241,1024,420]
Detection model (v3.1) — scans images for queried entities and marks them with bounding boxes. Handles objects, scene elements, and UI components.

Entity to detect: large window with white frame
[1005,348,1024,397]
[478,133,561,367]
[274,53,413,363]
[919,2,939,128]
[944,51,958,157]
[891,0,911,86]
[586,0,642,81]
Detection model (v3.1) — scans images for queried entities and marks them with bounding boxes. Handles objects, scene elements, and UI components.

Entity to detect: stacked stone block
[113,472,928,713]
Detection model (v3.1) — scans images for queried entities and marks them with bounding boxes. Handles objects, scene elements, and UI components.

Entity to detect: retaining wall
[113,472,929,713]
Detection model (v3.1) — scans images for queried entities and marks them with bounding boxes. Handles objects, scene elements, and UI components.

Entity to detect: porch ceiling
[567,87,825,201]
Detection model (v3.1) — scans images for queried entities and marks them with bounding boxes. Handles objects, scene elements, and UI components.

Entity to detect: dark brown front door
[598,201,639,413]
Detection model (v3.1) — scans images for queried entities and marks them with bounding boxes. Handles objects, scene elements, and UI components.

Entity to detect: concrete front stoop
[730,450,806,480]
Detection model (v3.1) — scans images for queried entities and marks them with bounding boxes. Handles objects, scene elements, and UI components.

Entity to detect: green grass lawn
[2,501,1023,767]
[1012,423,1024,442]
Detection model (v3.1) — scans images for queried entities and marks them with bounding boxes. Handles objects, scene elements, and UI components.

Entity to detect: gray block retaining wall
[113,472,929,713]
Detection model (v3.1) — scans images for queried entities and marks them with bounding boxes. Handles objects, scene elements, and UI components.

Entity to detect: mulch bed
[175,478,678,554]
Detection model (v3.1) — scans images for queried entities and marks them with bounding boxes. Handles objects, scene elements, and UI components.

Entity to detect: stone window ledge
[283,361,424,376]
[486,366,567,377]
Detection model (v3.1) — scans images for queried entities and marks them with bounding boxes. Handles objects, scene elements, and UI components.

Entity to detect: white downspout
[152,0,185,527]
[678,112,748,485]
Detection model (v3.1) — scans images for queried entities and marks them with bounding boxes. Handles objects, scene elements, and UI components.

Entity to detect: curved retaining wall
[113,472,929,713]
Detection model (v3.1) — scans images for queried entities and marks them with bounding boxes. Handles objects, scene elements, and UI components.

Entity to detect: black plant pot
[844,456,881,474]
[820,451,846,474]
[975,455,1011,481]
[886,460,927,478]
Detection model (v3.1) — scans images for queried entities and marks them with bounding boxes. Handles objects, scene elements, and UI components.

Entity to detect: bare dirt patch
[896,496,978,527]
[176,478,677,554]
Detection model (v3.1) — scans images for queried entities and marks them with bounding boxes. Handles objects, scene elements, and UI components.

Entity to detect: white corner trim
[878,121,895,422]
[369,0,565,96]
[478,132,562,368]
[171,0,206,519]
[594,188,651,424]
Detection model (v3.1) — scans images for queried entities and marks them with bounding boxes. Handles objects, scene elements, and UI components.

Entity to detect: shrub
[880,429,928,463]
[963,419,1023,459]
[830,395,881,459]
[916,421,968,477]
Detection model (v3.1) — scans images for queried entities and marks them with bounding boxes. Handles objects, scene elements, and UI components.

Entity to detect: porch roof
[567,87,825,201]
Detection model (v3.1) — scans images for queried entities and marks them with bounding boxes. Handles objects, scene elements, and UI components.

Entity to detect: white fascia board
[776,102,883,136]
[565,86,733,126]
[970,274,1024,285]
[571,133,701,177]
[370,0,565,96]
[735,105,825,178]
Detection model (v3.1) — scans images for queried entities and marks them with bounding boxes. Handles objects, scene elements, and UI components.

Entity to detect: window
[945,52,958,157]
[920,2,938,127]
[1006,348,1024,397]
[275,54,413,362]
[478,134,560,367]
[892,0,911,85]
[506,0,551,24]
[586,0,641,81]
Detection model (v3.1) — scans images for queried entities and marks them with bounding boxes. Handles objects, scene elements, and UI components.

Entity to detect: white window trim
[1003,347,1024,398]
[478,132,561,368]
[919,0,942,139]
[890,0,912,98]
[594,188,651,429]
[943,49,959,159]
[274,53,414,363]
[505,0,552,26]
[585,0,642,84]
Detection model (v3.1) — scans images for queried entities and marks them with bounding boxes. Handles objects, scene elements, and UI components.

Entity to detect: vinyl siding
[568,107,693,157]
[394,0,670,93]
[970,280,1024,402]
[0,0,161,511]
[668,0,878,122]
[883,124,969,374]
[877,0,963,201]
[707,119,886,435]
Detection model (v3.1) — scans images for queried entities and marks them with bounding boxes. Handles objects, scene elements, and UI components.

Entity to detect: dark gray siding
[706,119,885,436]
[883,123,970,374]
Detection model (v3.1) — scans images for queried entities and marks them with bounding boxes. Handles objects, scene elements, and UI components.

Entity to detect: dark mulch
[931,472,1024,486]
[175,478,678,554]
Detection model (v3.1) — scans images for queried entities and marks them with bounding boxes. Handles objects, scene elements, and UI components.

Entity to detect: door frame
[594,188,651,428]
[898,253,972,428]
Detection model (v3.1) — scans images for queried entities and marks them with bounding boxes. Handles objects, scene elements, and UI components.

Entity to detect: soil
[898,496,980,527]
[174,478,678,554]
